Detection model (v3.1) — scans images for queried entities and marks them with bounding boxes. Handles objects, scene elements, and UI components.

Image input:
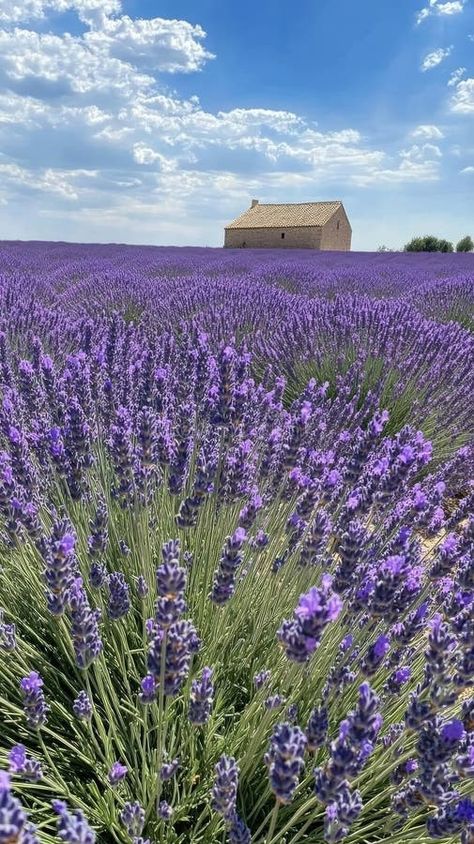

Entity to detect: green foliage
[456,235,474,253]
[404,236,454,253]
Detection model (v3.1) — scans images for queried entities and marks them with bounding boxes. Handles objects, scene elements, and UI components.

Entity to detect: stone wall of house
[224,226,323,249]
[320,207,352,251]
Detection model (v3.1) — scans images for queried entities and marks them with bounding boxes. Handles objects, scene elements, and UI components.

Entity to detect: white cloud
[411,124,444,139]
[416,0,466,24]
[0,162,94,198]
[354,144,442,186]
[451,78,474,113]
[0,15,213,103]
[448,67,466,87]
[460,165,474,173]
[421,46,453,72]
[132,143,176,170]
[86,16,214,73]
[0,0,121,26]
[0,28,155,97]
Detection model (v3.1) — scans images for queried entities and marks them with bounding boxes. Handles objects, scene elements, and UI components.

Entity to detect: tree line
[404,235,473,253]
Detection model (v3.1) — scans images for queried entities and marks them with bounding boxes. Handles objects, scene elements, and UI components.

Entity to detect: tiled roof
[225,201,343,229]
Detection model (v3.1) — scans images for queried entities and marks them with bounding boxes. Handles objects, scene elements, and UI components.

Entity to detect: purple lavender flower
[299,509,331,567]
[253,669,271,689]
[264,722,307,804]
[0,610,16,651]
[53,799,96,843]
[110,406,136,507]
[20,672,48,730]
[155,541,187,627]
[238,491,263,530]
[69,578,103,669]
[43,523,76,616]
[8,745,43,781]
[189,667,214,726]
[362,635,390,677]
[88,562,106,590]
[120,802,145,837]
[136,576,148,599]
[427,798,474,840]
[286,704,299,722]
[0,771,28,841]
[139,674,156,705]
[315,683,381,804]
[386,666,411,693]
[212,755,239,820]
[278,575,342,663]
[160,759,179,781]
[147,620,198,696]
[107,571,130,620]
[108,762,127,785]
[158,801,173,821]
[228,814,251,844]
[306,706,329,751]
[87,500,108,558]
[251,529,269,550]
[211,528,247,604]
[265,695,286,710]
[324,784,362,843]
[73,691,93,721]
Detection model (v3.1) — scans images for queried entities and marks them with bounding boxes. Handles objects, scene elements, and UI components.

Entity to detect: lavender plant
[0,243,472,844]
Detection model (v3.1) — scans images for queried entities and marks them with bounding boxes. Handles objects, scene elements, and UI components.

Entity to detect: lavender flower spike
[52,799,96,843]
[120,802,145,837]
[69,577,103,669]
[108,762,128,785]
[0,771,27,841]
[189,666,214,726]
[107,571,130,621]
[20,672,49,730]
[264,723,307,804]
[8,745,43,782]
[278,575,342,663]
[212,755,240,820]
[73,691,93,721]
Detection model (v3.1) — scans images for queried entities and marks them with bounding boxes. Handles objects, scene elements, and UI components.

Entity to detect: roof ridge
[255,200,341,206]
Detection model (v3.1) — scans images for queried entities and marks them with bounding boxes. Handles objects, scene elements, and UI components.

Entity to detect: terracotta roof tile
[225,201,343,229]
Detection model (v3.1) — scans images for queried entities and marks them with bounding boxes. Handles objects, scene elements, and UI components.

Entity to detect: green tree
[437,239,454,253]
[404,235,453,253]
[456,235,474,253]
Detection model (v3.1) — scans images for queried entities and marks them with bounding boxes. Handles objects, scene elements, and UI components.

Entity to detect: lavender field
[0,242,473,844]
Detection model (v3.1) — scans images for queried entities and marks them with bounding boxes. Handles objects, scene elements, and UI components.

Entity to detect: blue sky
[0,0,473,249]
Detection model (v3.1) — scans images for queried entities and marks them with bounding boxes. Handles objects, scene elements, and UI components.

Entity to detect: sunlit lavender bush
[0,243,473,844]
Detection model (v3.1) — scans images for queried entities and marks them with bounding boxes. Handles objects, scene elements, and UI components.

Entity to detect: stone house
[224,199,352,250]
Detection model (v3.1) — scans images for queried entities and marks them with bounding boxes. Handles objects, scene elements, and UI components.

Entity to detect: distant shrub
[456,235,474,253]
[437,239,454,253]
[404,235,453,253]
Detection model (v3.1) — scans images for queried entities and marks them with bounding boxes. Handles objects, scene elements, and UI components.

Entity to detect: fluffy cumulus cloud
[448,67,466,87]
[411,124,444,139]
[416,0,466,24]
[86,16,215,72]
[0,0,121,26]
[421,46,453,72]
[0,0,461,243]
[450,77,474,112]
